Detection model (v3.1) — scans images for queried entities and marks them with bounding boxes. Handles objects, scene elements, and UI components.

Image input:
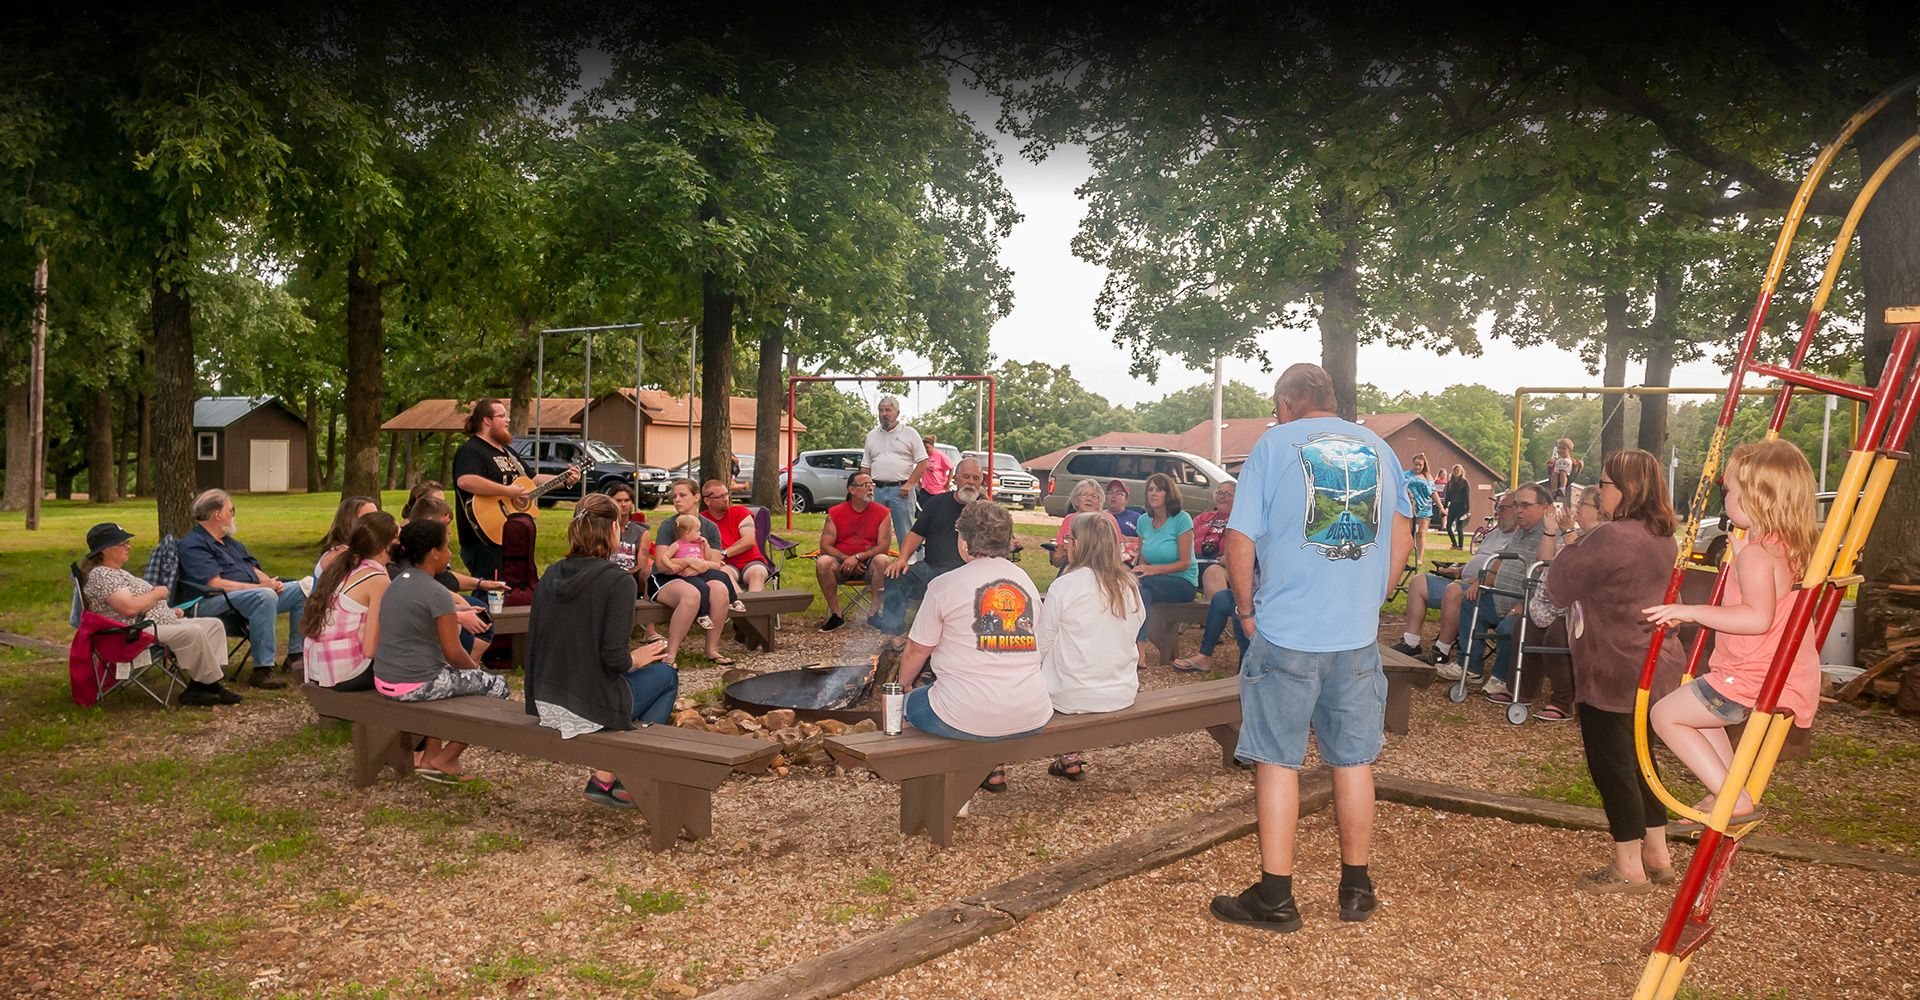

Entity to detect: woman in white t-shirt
[1037,511,1144,779]
[899,500,1053,790]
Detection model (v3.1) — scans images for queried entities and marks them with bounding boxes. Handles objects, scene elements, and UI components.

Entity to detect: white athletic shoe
[1435,661,1464,681]
[1482,677,1511,698]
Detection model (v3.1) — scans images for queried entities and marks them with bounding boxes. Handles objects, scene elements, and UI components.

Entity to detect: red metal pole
[786,376,798,530]
[987,376,996,502]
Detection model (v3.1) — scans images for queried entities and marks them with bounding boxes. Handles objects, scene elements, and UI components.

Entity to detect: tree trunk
[1636,270,1677,456]
[151,258,196,537]
[304,387,322,492]
[751,318,784,507]
[323,401,338,488]
[698,269,736,486]
[1,379,26,511]
[437,431,451,485]
[1599,291,1631,464]
[508,315,535,432]
[118,389,134,497]
[1318,234,1364,422]
[54,463,74,500]
[86,387,118,503]
[136,385,151,498]
[342,244,384,497]
[383,432,398,490]
[1856,87,1920,669]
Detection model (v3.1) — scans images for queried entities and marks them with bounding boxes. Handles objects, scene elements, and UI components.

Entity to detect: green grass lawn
[0,493,1069,646]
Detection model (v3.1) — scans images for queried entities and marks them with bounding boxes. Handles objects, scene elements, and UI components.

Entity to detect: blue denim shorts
[1237,635,1386,769]
[1690,676,1751,724]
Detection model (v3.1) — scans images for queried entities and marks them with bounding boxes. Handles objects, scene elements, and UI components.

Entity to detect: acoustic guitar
[465,458,589,545]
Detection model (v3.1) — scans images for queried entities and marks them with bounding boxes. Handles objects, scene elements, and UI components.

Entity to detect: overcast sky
[867,86,1733,417]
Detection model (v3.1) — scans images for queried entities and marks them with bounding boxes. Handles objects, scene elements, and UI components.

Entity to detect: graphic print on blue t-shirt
[971,579,1037,651]
[1297,433,1382,561]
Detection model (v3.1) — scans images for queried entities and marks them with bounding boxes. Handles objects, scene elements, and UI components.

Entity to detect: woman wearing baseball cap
[77,523,242,706]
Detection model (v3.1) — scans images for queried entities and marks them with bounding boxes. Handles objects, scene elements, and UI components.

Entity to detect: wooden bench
[1146,603,1435,735]
[826,677,1245,846]
[491,588,815,665]
[302,684,779,851]
[828,644,1438,846]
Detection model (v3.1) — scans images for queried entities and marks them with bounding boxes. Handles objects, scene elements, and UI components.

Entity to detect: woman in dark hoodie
[524,493,677,808]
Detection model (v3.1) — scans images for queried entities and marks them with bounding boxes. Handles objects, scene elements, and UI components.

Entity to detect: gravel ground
[0,605,1912,998]
[852,803,1920,1000]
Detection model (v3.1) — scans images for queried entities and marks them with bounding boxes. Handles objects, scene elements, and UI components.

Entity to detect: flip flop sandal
[1047,757,1086,781]
[416,769,455,785]
[980,767,1008,793]
[1169,658,1211,674]
[709,655,737,666]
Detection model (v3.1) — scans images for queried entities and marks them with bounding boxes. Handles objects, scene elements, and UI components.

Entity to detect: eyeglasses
[702,493,725,501]
[1511,501,1541,509]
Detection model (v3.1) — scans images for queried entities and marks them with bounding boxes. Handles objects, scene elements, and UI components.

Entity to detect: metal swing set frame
[1629,75,1920,1000]
[781,374,998,530]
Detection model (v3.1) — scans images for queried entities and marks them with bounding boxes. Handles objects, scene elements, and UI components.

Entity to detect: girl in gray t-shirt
[372,520,508,781]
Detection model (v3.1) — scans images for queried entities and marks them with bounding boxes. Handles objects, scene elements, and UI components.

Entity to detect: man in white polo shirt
[860,395,927,550]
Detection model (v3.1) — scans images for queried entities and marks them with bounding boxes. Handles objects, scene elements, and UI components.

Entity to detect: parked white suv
[963,451,1041,508]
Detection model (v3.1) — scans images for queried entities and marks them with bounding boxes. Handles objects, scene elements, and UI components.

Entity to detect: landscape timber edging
[701,770,1336,1000]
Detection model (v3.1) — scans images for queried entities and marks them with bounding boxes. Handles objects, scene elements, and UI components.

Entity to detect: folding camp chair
[68,570,188,709]
[746,505,798,587]
[144,535,251,673]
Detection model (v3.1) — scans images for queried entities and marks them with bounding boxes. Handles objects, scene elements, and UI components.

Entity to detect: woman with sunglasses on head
[1131,472,1197,669]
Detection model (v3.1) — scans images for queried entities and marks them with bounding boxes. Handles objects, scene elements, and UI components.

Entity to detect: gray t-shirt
[654,518,721,554]
[373,567,460,684]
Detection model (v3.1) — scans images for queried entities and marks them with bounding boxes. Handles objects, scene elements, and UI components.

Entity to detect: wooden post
[26,257,47,530]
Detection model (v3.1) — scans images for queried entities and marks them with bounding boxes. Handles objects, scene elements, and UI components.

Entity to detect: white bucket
[1819,601,1855,668]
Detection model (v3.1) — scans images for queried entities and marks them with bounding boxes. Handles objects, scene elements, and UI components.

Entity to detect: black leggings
[1578,704,1669,842]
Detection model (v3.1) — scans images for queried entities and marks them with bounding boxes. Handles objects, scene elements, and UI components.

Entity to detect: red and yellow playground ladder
[1629,76,1920,1000]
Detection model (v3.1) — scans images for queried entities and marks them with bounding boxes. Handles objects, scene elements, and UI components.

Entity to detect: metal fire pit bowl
[723,664,882,725]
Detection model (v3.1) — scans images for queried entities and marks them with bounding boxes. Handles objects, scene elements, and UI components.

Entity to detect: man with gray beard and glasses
[870,458,984,636]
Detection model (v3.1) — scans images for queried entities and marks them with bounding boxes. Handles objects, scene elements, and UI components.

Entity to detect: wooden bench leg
[351,722,413,787]
[619,774,716,852]
[1384,676,1413,736]
[899,769,992,847]
[1147,616,1180,666]
[732,615,775,653]
[1206,723,1241,767]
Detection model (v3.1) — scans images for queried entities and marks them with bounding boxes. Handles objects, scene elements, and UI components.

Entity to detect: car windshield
[966,452,1023,470]
[583,440,626,464]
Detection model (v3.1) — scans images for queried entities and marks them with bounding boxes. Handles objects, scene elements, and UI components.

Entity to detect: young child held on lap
[1643,440,1822,820]
[668,515,707,578]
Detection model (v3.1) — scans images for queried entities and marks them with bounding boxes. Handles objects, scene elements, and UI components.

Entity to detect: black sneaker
[1339,885,1379,922]
[1208,885,1303,934]
[208,682,244,705]
[248,667,286,690]
[1388,639,1424,659]
[818,614,845,633]
[179,683,221,707]
[583,776,636,809]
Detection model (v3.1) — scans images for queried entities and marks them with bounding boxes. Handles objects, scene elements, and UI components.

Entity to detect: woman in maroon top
[1190,481,1235,598]
[1545,449,1685,894]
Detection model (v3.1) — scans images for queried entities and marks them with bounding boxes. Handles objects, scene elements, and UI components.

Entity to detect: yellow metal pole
[1510,390,1524,487]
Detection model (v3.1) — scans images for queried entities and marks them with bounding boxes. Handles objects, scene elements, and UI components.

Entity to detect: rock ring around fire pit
[723,664,885,726]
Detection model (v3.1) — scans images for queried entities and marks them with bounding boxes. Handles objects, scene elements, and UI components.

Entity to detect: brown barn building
[193,396,309,493]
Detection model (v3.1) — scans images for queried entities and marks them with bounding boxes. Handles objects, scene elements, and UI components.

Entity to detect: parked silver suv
[776,449,864,512]
[1043,446,1235,517]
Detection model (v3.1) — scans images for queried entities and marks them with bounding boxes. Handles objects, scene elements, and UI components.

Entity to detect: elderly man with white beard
[870,458,986,637]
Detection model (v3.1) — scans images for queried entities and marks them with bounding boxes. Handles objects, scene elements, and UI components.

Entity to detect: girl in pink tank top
[1643,440,1821,821]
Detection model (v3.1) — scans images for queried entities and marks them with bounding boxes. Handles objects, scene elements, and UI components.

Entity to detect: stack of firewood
[1849,559,1920,714]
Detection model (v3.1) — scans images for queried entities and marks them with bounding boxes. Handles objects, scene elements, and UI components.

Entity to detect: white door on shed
[249,439,290,492]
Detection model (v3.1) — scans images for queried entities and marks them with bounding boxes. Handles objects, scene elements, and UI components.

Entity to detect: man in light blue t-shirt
[1210,363,1412,935]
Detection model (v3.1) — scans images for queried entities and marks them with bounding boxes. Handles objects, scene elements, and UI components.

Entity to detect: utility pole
[1211,353,1224,466]
[26,257,48,530]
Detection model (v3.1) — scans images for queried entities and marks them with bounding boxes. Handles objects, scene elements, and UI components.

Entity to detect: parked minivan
[1043,446,1234,518]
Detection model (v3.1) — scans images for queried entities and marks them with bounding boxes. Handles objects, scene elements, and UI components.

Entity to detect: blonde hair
[1726,440,1818,575]
[1067,512,1141,620]
[673,514,702,541]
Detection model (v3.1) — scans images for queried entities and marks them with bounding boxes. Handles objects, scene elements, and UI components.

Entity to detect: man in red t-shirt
[814,472,894,632]
[699,480,771,593]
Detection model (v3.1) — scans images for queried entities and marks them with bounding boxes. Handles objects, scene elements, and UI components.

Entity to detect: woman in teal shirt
[1132,472,1197,667]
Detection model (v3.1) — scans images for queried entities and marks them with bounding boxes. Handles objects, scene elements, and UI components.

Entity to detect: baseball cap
[1106,479,1128,492]
[86,523,135,556]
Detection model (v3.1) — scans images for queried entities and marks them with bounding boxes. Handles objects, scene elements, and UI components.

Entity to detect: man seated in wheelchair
[177,489,306,689]
[79,523,243,706]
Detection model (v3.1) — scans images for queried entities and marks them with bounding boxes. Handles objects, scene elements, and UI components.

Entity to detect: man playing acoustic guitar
[453,398,579,581]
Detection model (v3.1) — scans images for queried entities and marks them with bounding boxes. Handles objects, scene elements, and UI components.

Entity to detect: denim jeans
[871,561,950,635]
[1135,574,1197,641]
[1199,588,1250,658]
[625,662,680,725]
[904,685,1045,742]
[1453,593,1517,680]
[880,488,917,555]
[199,585,306,667]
